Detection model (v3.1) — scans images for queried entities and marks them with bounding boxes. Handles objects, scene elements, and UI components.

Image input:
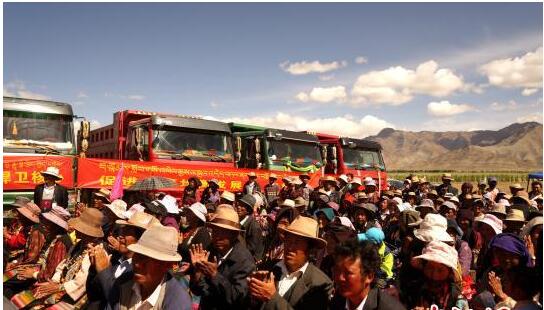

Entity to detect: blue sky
[4,3,543,137]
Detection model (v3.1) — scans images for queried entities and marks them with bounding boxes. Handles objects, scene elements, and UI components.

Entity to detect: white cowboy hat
[127,224,182,262]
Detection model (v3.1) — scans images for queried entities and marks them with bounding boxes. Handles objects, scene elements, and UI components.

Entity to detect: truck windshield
[267,139,322,166]
[152,128,233,162]
[342,148,385,170]
[3,110,74,148]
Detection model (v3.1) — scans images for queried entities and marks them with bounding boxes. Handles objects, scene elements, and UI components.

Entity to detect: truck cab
[3,96,76,155]
[231,123,323,172]
[88,110,234,167]
[315,133,387,190]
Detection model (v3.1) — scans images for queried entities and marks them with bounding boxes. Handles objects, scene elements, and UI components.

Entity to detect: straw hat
[426,190,438,198]
[93,188,112,203]
[116,211,161,230]
[220,191,235,202]
[365,179,377,187]
[356,192,368,200]
[127,224,181,262]
[17,201,41,223]
[160,195,179,215]
[291,178,303,186]
[407,191,416,197]
[269,173,278,180]
[322,176,337,184]
[338,174,349,184]
[356,203,377,215]
[293,197,308,208]
[247,172,257,178]
[125,203,145,219]
[504,209,526,223]
[279,216,327,248]
[208,179,220,186]
[350,177,362,186]
[105,199,128,219]
[11,196,31,208]
[475,214,503,235]
[520,216,544,239]
[282,176,292,184]
[68,208,104,238]
[413,214,453,243]
[393,189,403,197]
[416,199,436,212]
[440,201,457,211]
[42,206,71,230]
[411,176,420,183]
[442,173,454,181]
[40,166,62,180]
[489,203,507,217]
[513,191,531,206]
[510,183,523,190]
[449,196,460,205]
[207,205,241,231]
[411,241,461,282]
[280,199,295,208]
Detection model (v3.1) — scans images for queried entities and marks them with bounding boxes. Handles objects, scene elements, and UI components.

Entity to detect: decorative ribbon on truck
[3,155,75,190]
[77,158,323,191]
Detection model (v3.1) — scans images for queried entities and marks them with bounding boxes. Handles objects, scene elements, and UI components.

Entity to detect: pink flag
[110,163,124,201]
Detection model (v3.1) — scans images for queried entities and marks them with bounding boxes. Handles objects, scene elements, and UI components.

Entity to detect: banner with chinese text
[3,155,75,190]
[76,158,323,191]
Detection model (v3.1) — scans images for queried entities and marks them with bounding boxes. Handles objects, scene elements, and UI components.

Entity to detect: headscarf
[488,233,530,266]
[315,207,335,222]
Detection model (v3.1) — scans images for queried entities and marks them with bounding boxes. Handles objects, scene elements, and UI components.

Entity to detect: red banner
[76,158,322,191]
[3,155,75,190]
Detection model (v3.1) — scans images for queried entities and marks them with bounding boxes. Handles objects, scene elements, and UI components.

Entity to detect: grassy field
[388,171,539,189]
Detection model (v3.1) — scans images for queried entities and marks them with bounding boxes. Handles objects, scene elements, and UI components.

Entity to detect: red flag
[110,163,124,200]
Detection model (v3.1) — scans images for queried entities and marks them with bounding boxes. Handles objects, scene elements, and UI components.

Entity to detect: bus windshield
[267,139,322,166]
[342,148,385,170]
[152,128,233,162]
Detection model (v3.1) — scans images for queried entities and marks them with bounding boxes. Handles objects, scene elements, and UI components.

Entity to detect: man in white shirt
[247,216,333,309]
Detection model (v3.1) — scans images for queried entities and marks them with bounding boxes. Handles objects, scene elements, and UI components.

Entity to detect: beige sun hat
[294,197,308,208]
[247,172,257,177]
[513,191,531,205]
[413,213,453,243]
[68,208,104,238]
[220,190,235,202]
[105,199,128,219]
[350,177,363,186]
[338,174,349,184]
[40,166,62,180]
[280,199,295,208]
[442,173,454,180]
[510,183,523,190]
[93,188,112,203]
[187,202,207,223]
[279,215,327,248]
[489,203,507,216]
[207,205,241,231]
[16,201,41,223]
[411,240,461,282]
[42,206,71,230]
[127,224,181,262]
[269,173,278,180]
[504,209,526,223]
[11,196,31,208]
[116,211,160,230]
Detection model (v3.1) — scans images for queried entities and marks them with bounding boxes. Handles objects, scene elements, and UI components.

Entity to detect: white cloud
[127,95,145,101]
[522,88,540,96]
[217,112,394,138]
[351,60,465,106]
[479,47,543,95]
[76,91,88,99]
[427,100,475,117]
[355,56,368,64]
[318,74,335,81]
[295,86,347,103]
[516,113,543,123]
[4,81,51,100]
[210,101,220,108]
[280,60,347,75]
[489,100,518,111]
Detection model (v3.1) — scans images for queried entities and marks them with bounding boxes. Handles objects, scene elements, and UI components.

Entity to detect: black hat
[239,194,257,212]
[144,200,167,217]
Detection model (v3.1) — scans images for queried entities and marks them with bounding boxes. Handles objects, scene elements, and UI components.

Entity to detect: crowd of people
[3,167,543,310]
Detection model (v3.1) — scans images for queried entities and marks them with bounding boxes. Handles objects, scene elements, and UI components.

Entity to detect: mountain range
[366,122,543,171]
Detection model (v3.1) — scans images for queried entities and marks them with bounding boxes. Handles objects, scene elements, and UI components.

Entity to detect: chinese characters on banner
[3,155,75,190]
[77,158,322,190]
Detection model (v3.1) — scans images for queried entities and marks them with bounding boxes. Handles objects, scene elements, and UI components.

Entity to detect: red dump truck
[315,132,388,191]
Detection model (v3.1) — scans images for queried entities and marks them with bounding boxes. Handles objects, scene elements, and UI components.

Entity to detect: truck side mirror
[255,138,261,169]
